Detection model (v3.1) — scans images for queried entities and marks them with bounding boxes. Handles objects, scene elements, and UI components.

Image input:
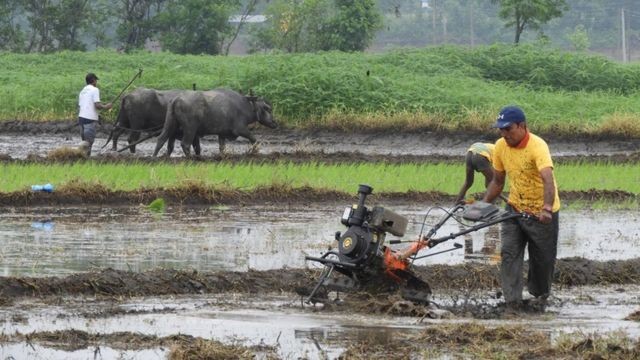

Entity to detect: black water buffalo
[106,88,185,153]
[152,89,277,157]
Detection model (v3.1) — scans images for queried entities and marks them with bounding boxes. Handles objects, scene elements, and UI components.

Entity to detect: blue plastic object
[31,183,54,193]
[31,221,55,231]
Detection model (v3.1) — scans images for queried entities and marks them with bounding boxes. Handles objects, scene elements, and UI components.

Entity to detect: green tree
[1,0,91,52]
[0,0,25,51]
[87,0,119,49]
[51,0,91,51]
[492,0,568,44]
[249,0,381,53]
[156,0,240,55]
[322,0,382,51]
[249,0,332,53]
[115,0,168,51]
[566,24,589,51]
[223,0,260,55]
[24,0,56,52]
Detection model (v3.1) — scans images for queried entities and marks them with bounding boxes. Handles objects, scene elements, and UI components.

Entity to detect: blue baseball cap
[493,106,526,129]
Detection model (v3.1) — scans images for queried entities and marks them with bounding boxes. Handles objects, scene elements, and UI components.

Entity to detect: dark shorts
[78,117,96,125]
[465,151,491,172]
[78,117,98,145]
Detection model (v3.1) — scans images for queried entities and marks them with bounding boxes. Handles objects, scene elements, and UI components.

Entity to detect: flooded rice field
[0,204,638,277]
[1,130,640,159]
[1,124,640,358]
[0,285,638,359]
[0,203,639,358]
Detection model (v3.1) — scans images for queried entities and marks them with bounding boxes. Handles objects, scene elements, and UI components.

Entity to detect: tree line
[0,0,383,54]
[379,0,639,54]
[0,0,636,55]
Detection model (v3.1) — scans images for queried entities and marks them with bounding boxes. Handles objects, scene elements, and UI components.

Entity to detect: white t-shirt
[78,84,101,120]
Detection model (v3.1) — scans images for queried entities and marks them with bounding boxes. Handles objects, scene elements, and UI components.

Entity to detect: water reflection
[0,205,637,276]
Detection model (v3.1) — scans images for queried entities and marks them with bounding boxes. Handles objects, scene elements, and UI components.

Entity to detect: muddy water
[1,285,639,359]
[0,344,162,360]
[1,131,639,159]
[0,204,638,277]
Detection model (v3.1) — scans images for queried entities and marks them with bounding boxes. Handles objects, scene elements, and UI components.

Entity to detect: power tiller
[302,184,531,304]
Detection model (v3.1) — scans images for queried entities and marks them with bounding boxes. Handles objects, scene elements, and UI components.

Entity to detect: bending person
[455,142,495,204]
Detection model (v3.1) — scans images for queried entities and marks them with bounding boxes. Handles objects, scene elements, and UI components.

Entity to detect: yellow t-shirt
[468,142,495,163]
[492,133,560,213]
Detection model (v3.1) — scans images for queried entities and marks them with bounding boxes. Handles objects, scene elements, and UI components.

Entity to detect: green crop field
[1,44,640,136]
[1,161,638,196]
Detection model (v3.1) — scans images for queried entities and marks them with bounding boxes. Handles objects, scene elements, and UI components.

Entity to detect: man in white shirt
[78,73,112,156]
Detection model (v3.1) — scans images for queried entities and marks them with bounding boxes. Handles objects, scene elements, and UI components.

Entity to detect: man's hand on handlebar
[538,209,553,224]
[418,235,434,248]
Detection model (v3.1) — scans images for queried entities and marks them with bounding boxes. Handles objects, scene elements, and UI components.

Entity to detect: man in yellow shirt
[455,142,495,204]
[482,105,560,312]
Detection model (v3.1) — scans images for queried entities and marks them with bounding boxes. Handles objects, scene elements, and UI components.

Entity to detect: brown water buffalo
[106,88,185,153]
[152,89,277,157]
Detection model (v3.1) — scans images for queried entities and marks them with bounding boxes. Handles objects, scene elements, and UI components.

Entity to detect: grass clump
[55,178,111,200]
[46,146,87,161]
[168,338,257,360]
[147,198,166,214]
[340,323,640,359]
[625,310,640,321]
[553,331,639,359]
[598,113,640,138]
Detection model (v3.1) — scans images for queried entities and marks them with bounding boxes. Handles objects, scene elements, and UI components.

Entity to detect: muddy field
[1,122,639,359]
[0,120,639,161]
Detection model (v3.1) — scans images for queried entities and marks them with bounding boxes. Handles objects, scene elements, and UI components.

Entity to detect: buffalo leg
[152,131,171,157]
[181,128,197,157]
[111,127,125,151]
[166,134,177,157]
[218,137,226,154]
[238,131,259,154]
[127,132,141,154]
[181,142,191,157]
[194,137,201,156]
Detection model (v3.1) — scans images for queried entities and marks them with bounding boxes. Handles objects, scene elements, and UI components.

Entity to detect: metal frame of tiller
[303,184,531,304]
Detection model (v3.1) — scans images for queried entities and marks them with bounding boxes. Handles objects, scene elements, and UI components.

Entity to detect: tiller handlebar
[302,184,532,305]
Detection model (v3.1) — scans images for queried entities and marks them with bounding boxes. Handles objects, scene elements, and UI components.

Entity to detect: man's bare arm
[482,169,505,203]
[455,164,476,203]
[539,167,556,208]
[538,167,556,223]
[95,102,112,110]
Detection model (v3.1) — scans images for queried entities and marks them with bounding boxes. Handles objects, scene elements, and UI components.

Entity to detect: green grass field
[1,45,640,136]
[2,161,637,195]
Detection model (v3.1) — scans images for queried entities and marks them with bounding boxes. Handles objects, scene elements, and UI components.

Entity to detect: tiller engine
[303,184,530,304]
